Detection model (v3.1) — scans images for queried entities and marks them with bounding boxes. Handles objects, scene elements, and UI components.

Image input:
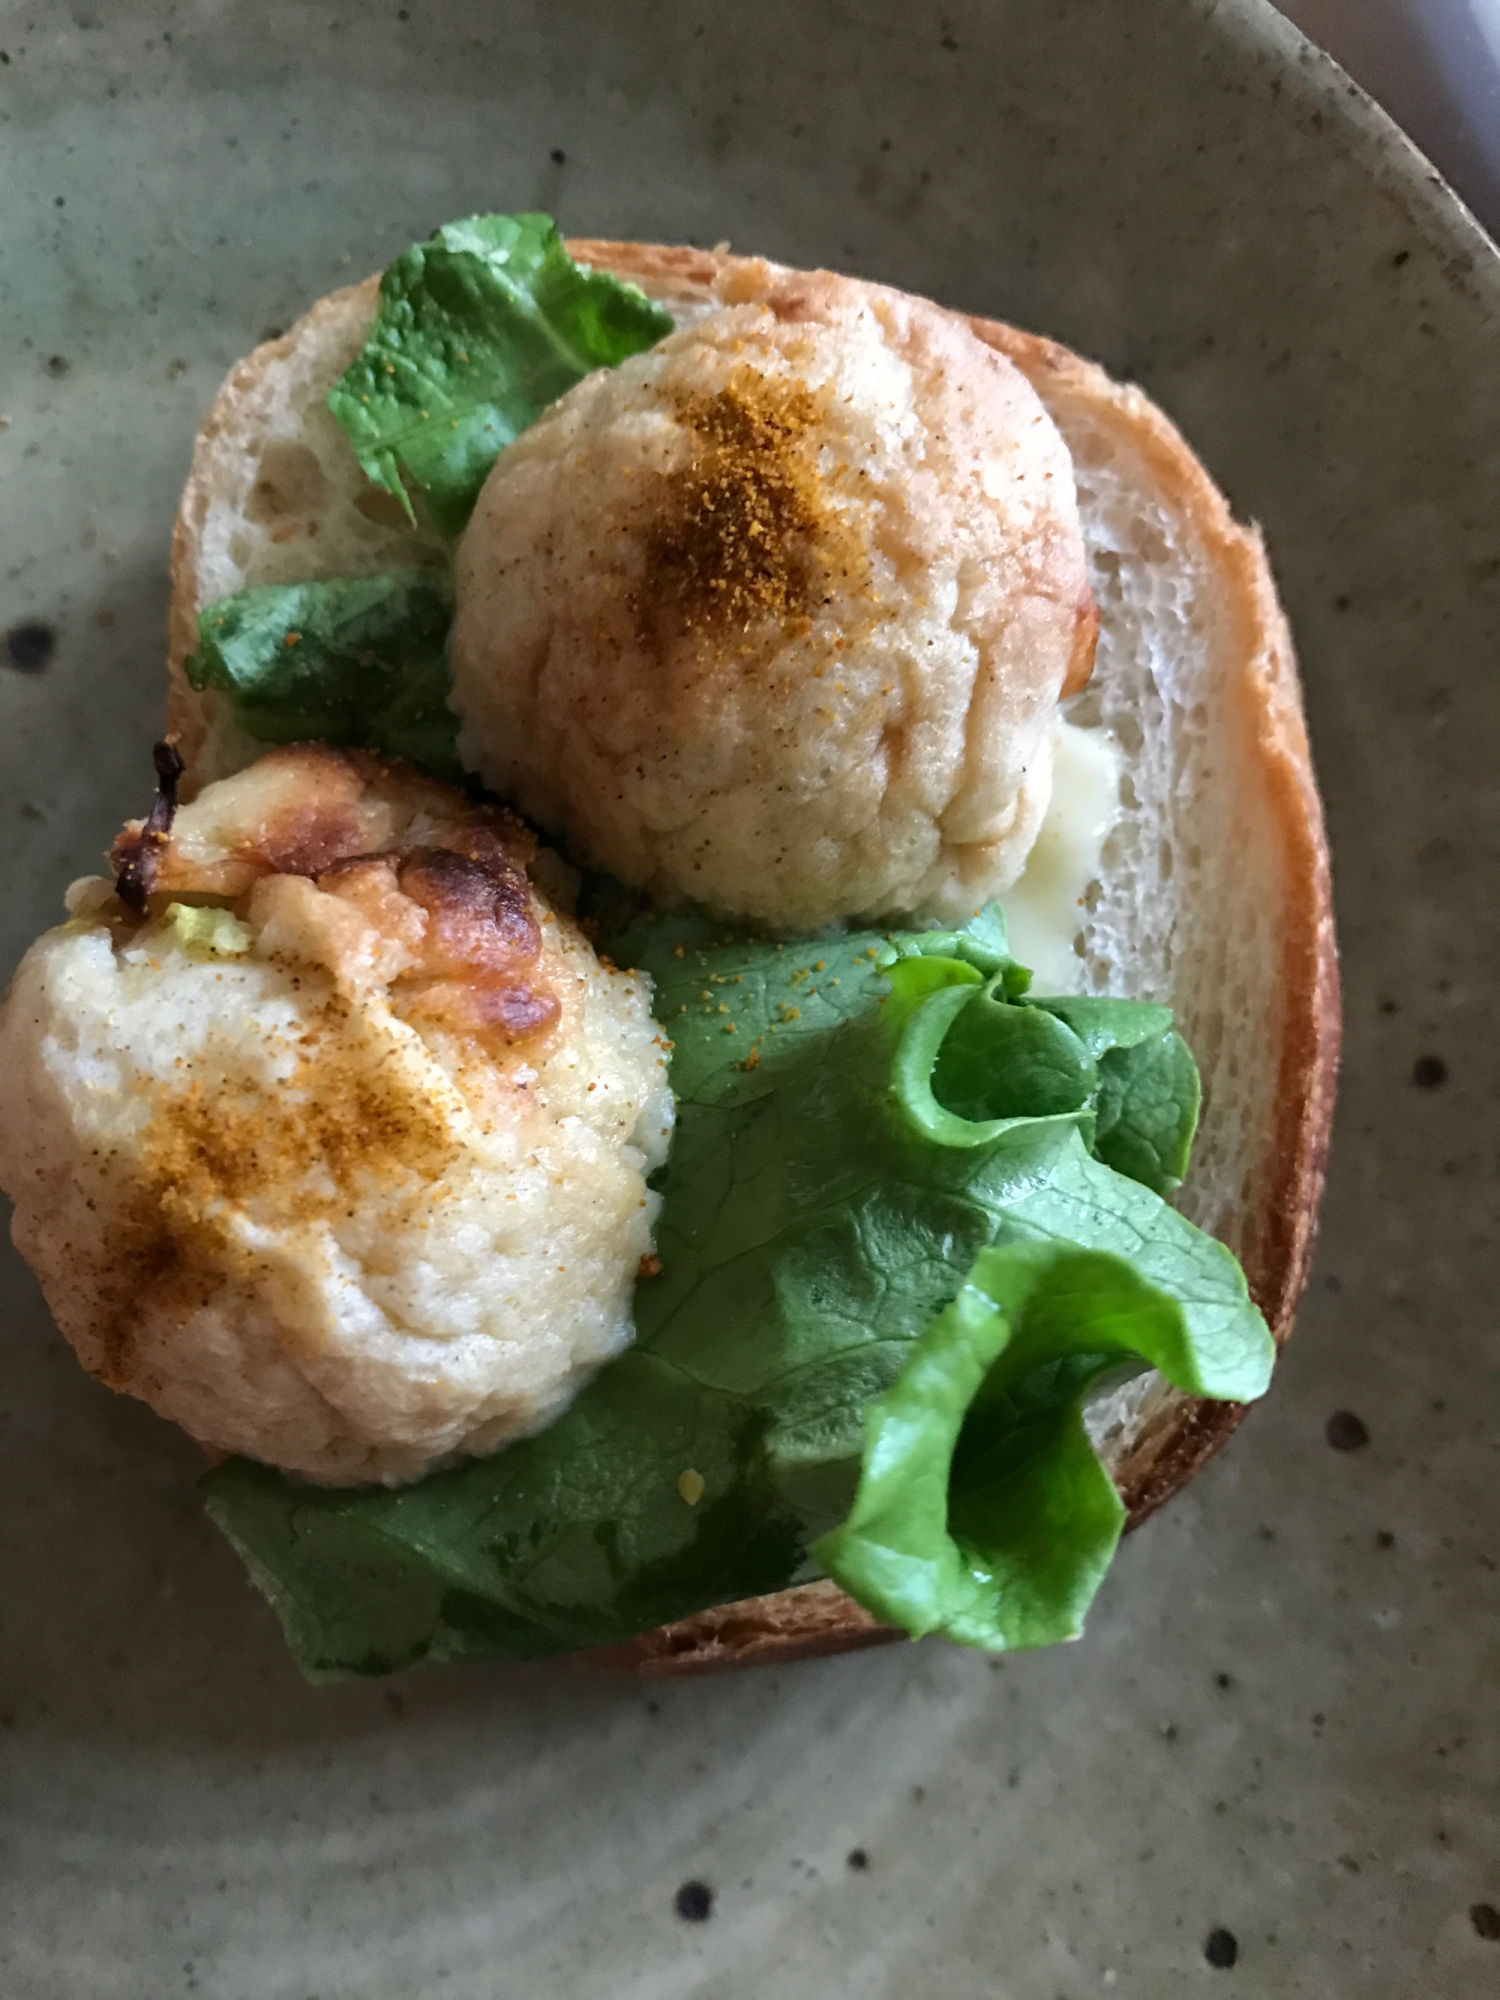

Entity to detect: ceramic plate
[2,3,1497,1993]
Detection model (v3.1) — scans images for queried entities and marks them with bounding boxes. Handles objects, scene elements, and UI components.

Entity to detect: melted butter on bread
[1003,720,1121,992]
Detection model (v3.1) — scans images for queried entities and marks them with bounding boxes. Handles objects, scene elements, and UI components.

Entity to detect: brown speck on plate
[674,1880,713,1922]
[5,621,56,674]
[1325,1410,1370,1451]
[1204,1927,1239,1968]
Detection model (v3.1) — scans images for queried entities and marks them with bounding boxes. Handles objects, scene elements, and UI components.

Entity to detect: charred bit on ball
[114,739,186,913]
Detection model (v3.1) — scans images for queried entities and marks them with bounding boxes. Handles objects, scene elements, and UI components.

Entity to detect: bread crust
[167,238,1339,1677]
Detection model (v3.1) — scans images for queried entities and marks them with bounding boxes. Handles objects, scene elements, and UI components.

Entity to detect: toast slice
[166,240,1339,1675]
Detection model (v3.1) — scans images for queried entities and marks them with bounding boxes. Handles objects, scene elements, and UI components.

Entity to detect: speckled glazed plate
[2,3,1497,1994]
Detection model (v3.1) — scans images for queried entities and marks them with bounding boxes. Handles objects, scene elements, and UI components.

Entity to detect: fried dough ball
[450,264,1096,931]
[0,747,673,1484]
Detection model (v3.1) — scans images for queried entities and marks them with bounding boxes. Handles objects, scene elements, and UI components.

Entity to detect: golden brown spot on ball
[639,366,867,649]
[98,1007,461,1391]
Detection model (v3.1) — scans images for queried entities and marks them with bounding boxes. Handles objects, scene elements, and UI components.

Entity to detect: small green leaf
[883,903,1031,994]
[931,974,1097,1125]
[1092,1030,1202,1193]
[995,1131,1273,1400]
[1030,994,1201,1193]
[326,213,673,536]
[813,1241,1230,1649]
[207,1351,801,1670]
[1028,993,1175,1058]
[185,572,462,782]
[889,966,1095,1151]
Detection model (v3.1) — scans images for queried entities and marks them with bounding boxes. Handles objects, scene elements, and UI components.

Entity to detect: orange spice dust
[639,366,865,647]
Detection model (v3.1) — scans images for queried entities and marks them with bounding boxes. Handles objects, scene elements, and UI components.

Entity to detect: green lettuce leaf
[207,1354,799,1675]
[202,908,1272,1678]
[326,213,674,536]
[184,572,463,782]
[897,968,1095,1147]
[1030,995,1201,1194]
[813,1240,1256,1649]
